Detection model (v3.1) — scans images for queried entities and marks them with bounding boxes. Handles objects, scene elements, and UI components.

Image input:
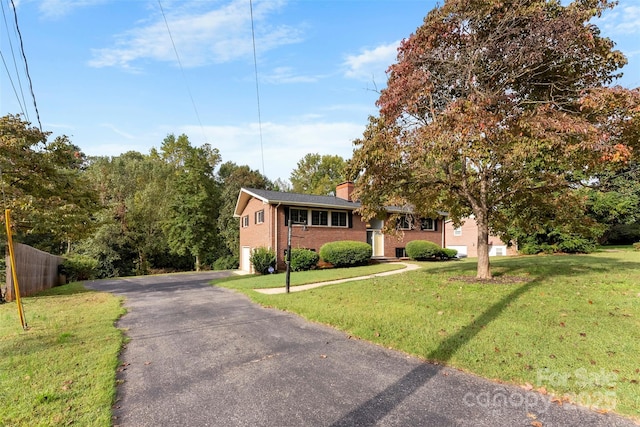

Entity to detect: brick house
[444,217,518,257]
[233,182,445,272]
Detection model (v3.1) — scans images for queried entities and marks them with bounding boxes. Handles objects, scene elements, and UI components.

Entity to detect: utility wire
[1,0,28,119]
[249,0,266,176]
[0,50,27,118]
[9,0,41,131]
[157,0,207,144]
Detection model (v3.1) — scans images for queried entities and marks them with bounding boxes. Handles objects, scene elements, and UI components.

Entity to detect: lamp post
[285,213,306,294]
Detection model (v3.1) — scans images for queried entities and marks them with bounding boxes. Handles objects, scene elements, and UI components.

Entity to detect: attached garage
[446,245,468,258]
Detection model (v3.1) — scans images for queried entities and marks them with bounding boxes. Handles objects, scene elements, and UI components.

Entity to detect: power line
[157,0,207,144]
[1,0,29,120]
[8,0,42,131]
[249,0,266,176]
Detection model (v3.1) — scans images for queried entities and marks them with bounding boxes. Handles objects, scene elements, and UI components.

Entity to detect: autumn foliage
[349,0,639,278]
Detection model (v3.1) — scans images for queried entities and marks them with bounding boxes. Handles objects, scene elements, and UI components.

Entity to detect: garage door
[241,247,252,272]
[447,245,467,258]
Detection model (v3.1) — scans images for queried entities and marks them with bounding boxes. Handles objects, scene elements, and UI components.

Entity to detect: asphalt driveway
[86,272,636,427]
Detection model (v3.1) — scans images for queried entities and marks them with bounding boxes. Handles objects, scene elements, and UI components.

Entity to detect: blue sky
[2,0,639,183]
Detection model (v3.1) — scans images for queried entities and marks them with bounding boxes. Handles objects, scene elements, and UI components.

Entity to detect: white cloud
[37,0,107,19]
[343,41,400,81]
[101,123,135,140]
[262,67,322,84]
[597,3,640,35]
[89,0,302,70]
[178,119,364,180]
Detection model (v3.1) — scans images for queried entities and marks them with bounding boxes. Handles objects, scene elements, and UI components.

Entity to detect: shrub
[250,247,276,274]
[633,242,640,251]
[62,255,99,281]
[319,241,371,268]
[213,256,239,270]
[405,240,443,260]
[289,248,319,271]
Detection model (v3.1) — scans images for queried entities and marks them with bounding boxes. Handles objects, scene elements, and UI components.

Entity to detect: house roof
[233,187,361,217]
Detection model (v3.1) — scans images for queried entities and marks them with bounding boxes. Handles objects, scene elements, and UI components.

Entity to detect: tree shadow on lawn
[330,254,638,426]
[422,253,640,281]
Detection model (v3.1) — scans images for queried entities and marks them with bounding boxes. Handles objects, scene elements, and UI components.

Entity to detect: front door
[367,230,384,257]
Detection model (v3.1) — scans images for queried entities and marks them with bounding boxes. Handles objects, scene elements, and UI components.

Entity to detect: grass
[214,252,640,420]
[210,262,405,290]
[0,282,125,427]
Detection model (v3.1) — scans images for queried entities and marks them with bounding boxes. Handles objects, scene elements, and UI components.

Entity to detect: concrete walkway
[254,262,421,294]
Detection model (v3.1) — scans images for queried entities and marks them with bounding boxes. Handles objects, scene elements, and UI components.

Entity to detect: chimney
[336,181,355,201]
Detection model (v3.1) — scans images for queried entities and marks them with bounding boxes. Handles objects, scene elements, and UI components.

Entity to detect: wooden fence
[4,243,64,301]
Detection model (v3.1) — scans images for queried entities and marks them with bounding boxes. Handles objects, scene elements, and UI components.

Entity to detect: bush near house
[406,240,450,260]
[250,247,276,274]
[320,241,372,268]
[289,248,319,271]
[441,248,458,259]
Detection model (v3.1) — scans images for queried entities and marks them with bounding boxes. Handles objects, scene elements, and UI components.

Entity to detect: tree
[290,153,346,195]
[216,162,271,260]
[161,134,222,271]
[348,0,638,279]
[82,152,186,276]
[0,114,98,253]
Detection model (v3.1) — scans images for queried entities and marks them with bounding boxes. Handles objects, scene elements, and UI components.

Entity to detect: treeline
[2,113,638,279]
[1,115,274,277]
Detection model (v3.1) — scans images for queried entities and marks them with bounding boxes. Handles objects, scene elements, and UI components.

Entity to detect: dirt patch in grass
[449,275,531,284]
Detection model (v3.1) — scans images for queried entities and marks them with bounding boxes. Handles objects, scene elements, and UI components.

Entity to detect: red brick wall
[238,198,274,271]
[383,227,443,258]
[443,218,518,257]
[274,206,368,270]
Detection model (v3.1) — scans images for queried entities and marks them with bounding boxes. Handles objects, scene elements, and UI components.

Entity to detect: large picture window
[331,211,347,227]
[312,210,328,226]
[288,208,308,225]
[398,215,412,230]
[420,218,435,231]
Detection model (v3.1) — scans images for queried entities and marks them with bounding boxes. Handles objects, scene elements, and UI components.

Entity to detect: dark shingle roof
[234,187,360,217]
[245,188,360,208]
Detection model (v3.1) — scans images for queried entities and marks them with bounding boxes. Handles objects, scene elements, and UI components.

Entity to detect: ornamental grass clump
[319,241,371,267]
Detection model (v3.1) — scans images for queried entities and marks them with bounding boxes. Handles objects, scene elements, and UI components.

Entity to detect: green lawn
[0,283,125,427]
[210,262,405,290]
[215,251,640,420]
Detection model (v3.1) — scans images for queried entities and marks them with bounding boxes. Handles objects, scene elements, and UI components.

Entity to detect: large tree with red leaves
[349,0,639,279]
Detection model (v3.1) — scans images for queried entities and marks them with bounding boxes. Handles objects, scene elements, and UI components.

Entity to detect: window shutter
[284,207,289,226]
[434,219,438,231]
[348,211,353,228]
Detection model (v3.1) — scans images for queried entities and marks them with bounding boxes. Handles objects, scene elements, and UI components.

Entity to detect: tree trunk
[475,212,492,279]
[195,254,201,272]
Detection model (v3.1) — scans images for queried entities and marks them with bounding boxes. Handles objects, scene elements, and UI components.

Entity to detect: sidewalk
[254,262,421,294]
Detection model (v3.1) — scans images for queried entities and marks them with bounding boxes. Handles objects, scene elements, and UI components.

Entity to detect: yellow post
[4,209,27,330]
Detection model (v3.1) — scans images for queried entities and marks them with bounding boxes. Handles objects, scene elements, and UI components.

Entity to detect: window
[420,218,435,231]
[395,248,407,258]
[453,226,462,236]
[241,215,249,227]
[312,210,328,226]
[331,211,347,227]
[255,210,264,224]
[288,208,308,225]
[398,215,412,230]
